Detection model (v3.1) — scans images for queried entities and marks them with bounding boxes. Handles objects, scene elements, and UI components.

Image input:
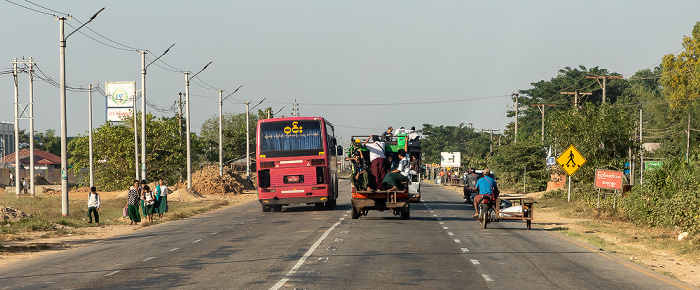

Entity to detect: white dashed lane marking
[104,270,121,277]
[439,222,444,225]
[454,239,461,243]
[193,239,202,243]
[340,231,349,235]
[483,274,494,282]
[470,259,479,264]
[447,232,454,236]
[169,248,180,252]
[334,238,343,242]
[143,257,155,261]
[462,248,470,252]
[443,227,448,230]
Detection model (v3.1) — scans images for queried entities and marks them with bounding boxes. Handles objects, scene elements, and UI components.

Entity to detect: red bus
[256,117,342,212]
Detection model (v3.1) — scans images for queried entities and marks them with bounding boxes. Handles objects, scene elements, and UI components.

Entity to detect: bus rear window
[260,120,323,157]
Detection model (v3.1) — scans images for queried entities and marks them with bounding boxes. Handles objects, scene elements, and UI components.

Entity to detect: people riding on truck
[346,149,369,191]
[364,135,387,192]
[472,167,499,218]
[382,149,410,191]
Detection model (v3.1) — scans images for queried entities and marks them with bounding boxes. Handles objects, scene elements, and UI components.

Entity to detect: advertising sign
[106,81,135,122]
[440,152,460,168]
[107,107,134,122]
[594,169,624,190]
[644,161,663,171]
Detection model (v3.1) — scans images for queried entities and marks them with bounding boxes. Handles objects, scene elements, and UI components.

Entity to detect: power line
[5,0,54,16]
[262,95,510,107]
[22,0,68,16]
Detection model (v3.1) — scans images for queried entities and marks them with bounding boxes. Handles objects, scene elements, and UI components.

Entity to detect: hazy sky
[2,1,699,145]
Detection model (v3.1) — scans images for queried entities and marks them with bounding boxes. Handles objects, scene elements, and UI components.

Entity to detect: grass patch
[1,191,232,239]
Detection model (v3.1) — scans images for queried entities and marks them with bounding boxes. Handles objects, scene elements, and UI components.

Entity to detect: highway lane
[0,180,695,289]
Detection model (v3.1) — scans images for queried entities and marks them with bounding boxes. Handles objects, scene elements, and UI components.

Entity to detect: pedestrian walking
[155,178,169,219]
[87,186,100,226]
[142,185,156,223]
[126,180,141,225]
[140,179,147,217]
[8,172,13,186]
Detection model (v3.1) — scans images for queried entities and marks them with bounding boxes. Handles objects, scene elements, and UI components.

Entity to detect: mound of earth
[34,174,55,185]
[1,207,32,222]
[191,165,248,196]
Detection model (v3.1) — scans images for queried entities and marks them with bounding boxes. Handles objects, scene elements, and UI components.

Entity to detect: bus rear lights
[261,188,276,193]
[310,159,325,166]
[312,186,326,190]
[260,161,275,169]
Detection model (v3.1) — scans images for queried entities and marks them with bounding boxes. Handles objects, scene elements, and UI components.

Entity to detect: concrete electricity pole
[219,86,242,177]
[133,91,140,182]
[560,91,592,110]
[139,44,174,182]
[532,104,555,142]
[586,74,623,104]
[481,129,500,153]
[246,101,250,179]
[88,83,99,187]
[57,8,104,216]
[184,62,212,190]
[512,93,519,142]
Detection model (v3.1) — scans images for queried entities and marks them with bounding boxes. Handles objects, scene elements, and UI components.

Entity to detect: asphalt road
[0,180,695,289]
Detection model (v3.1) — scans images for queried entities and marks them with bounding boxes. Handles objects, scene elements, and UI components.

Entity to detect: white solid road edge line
[270,221,342,290]
[104,270,121,277]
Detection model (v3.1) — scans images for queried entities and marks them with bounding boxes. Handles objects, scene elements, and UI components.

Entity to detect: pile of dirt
[34,174,54,185]
[42,188,58,195]
[1,207,32,222]
[191,165,246,196]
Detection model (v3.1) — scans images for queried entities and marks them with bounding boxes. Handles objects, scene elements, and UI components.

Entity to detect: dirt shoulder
[439,184,699,287]
[0,191,259,268]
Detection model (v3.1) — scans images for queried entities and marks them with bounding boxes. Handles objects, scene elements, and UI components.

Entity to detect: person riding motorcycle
[472,167,499,218]
[462,168,479,203]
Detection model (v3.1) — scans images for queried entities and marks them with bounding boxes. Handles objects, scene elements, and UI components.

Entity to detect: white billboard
[107,107,134,122]
[106,81,135,122]
[440,152,461,168]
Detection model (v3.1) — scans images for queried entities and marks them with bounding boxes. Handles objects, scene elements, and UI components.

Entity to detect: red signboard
[594,169,624,190]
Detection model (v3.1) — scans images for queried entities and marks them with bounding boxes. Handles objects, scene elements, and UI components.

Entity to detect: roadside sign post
[594,169,624,208]
[555,144,587,202]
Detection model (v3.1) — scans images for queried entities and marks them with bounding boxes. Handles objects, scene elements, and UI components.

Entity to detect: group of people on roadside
[345,126,415,192]
[125,178,171,225]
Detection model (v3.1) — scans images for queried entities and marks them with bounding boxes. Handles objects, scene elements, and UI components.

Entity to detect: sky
[2,0,699,147]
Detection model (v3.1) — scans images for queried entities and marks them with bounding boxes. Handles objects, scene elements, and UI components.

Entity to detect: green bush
[620,157,700,236]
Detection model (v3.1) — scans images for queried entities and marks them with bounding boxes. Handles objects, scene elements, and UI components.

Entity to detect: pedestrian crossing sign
[556,144,587,176]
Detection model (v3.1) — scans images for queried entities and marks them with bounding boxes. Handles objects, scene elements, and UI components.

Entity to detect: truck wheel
[325,199,336,210]
[351,206,360,219]
[262,205,271,212]
[400,210,410,220]
[315,203,325,210]
[271,205,282,212]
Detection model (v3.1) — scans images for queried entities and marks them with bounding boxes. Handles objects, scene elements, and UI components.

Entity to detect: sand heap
[34,174,54,185]
[1,207,32,222]
[191,165,247,196]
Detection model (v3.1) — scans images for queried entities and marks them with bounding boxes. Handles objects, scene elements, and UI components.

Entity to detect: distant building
[0,149,61,170]
[0,122,15,158]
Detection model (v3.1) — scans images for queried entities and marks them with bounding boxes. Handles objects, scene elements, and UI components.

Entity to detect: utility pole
[586,74,623,104]
[246,101,251,179]
[12,59,19,197]
[139,44,173,183]
[57,8,104,216]
[140,51,147,182]
[512,93,519,142]
[532,104,555,142]
[178,92,183,136]
[639,109,643,185]
[133,91,140,182]
[183,62,212,190]
[481,129,499,153]
[218,86,242,177]
[88,83,97,187]
[560,91,592,110]
[687,113,691,163]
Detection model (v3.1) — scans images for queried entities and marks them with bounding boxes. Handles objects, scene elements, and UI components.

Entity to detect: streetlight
[139,44,174,182]
[219,85,242,177]
[58,7,104,216]
[184,61,212,189]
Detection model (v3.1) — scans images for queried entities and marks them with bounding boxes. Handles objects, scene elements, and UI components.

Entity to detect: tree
[419,123,492,169]
[661,22,700,116]
[491,135,547,192]
[34,129,61,156]
[68,113,186,191]
[199,108,267,163]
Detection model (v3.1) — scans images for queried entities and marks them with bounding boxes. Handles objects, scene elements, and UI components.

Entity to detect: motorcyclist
[472,167,499,218]
[462,168,479,203]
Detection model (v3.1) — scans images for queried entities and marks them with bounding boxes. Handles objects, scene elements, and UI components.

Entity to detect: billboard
[440,152,461,168]
[105,81,135,122]
[594,169,624,190]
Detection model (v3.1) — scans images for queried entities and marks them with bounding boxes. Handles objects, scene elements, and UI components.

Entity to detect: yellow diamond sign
[556,144,587,176]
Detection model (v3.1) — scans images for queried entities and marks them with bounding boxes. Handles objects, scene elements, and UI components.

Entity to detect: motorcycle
[477,194,497,229]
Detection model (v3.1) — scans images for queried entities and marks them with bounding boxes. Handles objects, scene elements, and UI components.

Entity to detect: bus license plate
[285,175,303,183]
